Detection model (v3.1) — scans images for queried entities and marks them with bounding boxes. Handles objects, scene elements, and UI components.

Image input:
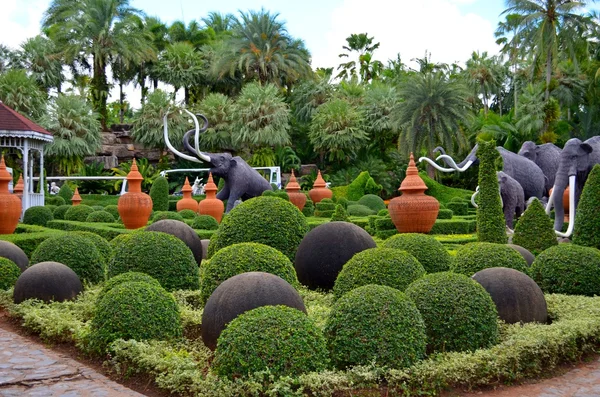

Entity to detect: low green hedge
[178,209,197,219]
[429,219,477,234]
[437,209,454,219]
[79,194,119,207]
[191,215,219,230]
[45,195,66,206]
[104,205,120,220]
[46,220,131,240]
[152,211,184,223]
[375,217,395,231]
[357,194,386,212]
[0,228,66,258]
[446,201,468,216]
[52,205,72,220]
[349,218,369,230]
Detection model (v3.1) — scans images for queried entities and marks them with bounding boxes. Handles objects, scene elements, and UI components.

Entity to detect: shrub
[476,140,507,243]
[150,176,169,212]
[314,199,335,218]
[451,242,528,276]
[302,198,314,217]
[383,233,452,273]
[405,272,499,353]
[86,211,115,223]
[191,215,219,230]
[262,190,290,201]
[109,233,135,252]
[45,205,58,213]
[0,257,20,290]
[152,211,184,223]
[430,218,477,234]
[446,201,468,216]
[53,204,71,220]
[64,205,95,222]
[31,233,105,284]
[573,164,600,249]
[337,197,349,209]
[201,242,298,303]
[91,205,105,211]
[104,205,120,220]
[57,184,73,205]
[347,204,376,217]
[109,231,199,291]
[325,285,426,369]
[178,209,197,219]
[437,208,454,219]
[530,244,600,296]
[333,248,425,300]
[358,194,386,212]
[45,195,66,206]
[89,281,181,353]
[377,209,389,217]
[23,206,54,227]
[331,204,349,222]
[213,305,328,379]
[512,198,557,255]
[98,272,161,302]
[208,196,308,261]
[71,231,112,265]
[374,216,395,231]
[347,171,382,201]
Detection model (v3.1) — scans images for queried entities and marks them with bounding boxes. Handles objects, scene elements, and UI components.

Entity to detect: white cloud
[0,0,49,50]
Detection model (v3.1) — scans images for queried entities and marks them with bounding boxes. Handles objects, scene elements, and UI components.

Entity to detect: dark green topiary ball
[53,204,72,220]
[357,194,386,212]
[45,205,58,214]
[0,258,21,290]
[109,231,199,291]
[530,244,600,296]
[104,205,120,220]
[178,209,197,219]
[333,248,425,300]
[383,233,452,273]
[150,176,170,212]
[213,305,328,379]
[31,234,105,284]
[89,281,182,353]
[91,205,105,211]
[201,242,298,303]
[325,284,426,369]
[57,184,73,205]
[208,196,309,261]
[64,205,95,222]
[152,211,184,223]
[513,198,558,255]
[45,195,66,206]
[86,211,115,223]
[98,272,161,302]
[347,204,376,217]
[451,242,528,276]
[191,214,219,230]
[405,272,499,353]
[23,206,54,227]
[70,231,112,265]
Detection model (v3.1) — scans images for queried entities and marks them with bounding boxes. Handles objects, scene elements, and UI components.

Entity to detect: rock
[13,262,83,304]
[0,241,29,272]
[507,244,535,266]
[146,220,204,266]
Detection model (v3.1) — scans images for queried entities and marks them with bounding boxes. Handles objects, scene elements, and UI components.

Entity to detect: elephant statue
[498,171,524,229]
[163,110,273,212]
[546,136,600,236]
[518,141,561,195]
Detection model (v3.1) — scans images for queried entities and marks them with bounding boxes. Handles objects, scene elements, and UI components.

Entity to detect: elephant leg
[225,191,242,212]
[503,205,515,229]
[216,183,230,201]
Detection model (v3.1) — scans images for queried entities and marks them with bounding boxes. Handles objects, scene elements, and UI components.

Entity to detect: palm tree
[336,33,382,82]
[43,0,155,130]
[515,83,546,139]
[168,20,215,48]
[361,83,401,151]
[496,13,525,116]
[139,16,169,98]
[194,93,235,152]
[552,60,587,120]
[13,35,64,94]
[153,42,204,104]
[463,51,505,115]
[202,11,235,37]
[0,45,15,74]
[0,69,47,121]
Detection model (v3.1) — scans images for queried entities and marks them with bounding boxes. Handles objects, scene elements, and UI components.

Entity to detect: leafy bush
[86,211,115,223]
[201,242,298,303]
[314,198,335,218]
[302,198,314,217]
[150,176,169,212]
[530,244,600,296]
[513,198,558,255]
[178,209,197,219]
[374,216,395,231]
[213,305,328,379]
[451,242,528,276]
[429,219,477,234]
[421,173,473,204]
[109,231,199,291]
[70,231,112,265]
[58,184,73,205]
[65,205,95,222]
[330,185,349,200]
[45,205,58,213]
[31,233,105,284]
[347,171,382,201]
[152,211,184,223]
[347,204,376,217]
[447,201,468,216]
[331,205,349,222]
[98,272,161,302]
[104,205,120,220]
[91,205,105,211]
[52,205,71,220]
[0,258,20,290]
[325,284,426,369]
[358,194,386,212]
[89,281,181,353]
[208,196,308,261]
[437,209,454,219]
[406,272,499,353]
[476,141,507,243]
[377,209,389,217]
[337,197,349,209]
[23,206,54,227]
[262,190,290,201]
[573,164,600,249]
[383,233,452,273]
[45,195,66,206]
[333,248,425,300]
[191,215,219,230]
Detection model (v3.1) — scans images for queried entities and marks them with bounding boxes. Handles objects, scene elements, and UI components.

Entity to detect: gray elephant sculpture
[518,141,561,195]
[498,171,524,229]
[163,110,272,212]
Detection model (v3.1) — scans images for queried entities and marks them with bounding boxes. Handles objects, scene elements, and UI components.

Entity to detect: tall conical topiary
[331,204,349,222]
[58,183,73,205]
[573,164,600,249]
[513,198,557,255]
[150,176,169,211]
[476,140,507,243]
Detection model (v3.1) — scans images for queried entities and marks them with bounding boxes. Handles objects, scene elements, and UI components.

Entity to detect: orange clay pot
[71,187,82,206]
[549,186,570,222]
[0,156,21,234]
[198,172,224,223]
[118,159,152,229]
[177,177,199,212]
[13,175,23,200]
[308,170,332,204]
[286,169,306,211]
[388,153,439,233]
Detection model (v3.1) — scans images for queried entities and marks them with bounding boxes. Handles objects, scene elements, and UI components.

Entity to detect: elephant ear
[581,143,593,154]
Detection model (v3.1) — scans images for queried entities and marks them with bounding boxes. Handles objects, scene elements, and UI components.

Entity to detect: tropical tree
[0,45,15,74]
[289,76,334,123]
[496,13,525,116]
[153,42,204,103]
[361,83,400,151]
[168,20,214,48]
[336,33,383,82]
[0,69,47,121]
[138,16,169,99]
[12,35,64,93]
[202,11,235,37]
[515,83,546,139]
[463,51,505,115]
[552,60,587,120]
[195,93,235,152]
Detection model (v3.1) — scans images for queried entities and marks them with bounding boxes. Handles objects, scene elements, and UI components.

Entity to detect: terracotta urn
[198,172,224,223]
[177,177,199,212]
[0,156,21,234]
[549,186,570,222]
[285,169,306,211]
[71,187,82,206]
[14,175,23,199]
[388,153,439,233]
[309,170,332,204]
[118,159,152,229]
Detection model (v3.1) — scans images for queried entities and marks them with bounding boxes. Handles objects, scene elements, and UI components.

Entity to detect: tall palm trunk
[545,49,552,101]
[92,54,109,131]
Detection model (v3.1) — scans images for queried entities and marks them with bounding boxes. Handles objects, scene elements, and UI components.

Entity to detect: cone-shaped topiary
[513,198,558,255]
[57,184,73,205]
[23,206,54,226]
[0,258,20,290]
[476,140,507,244]
[382,233,451,273]
[150,176,169,211]
[331,204,349,222]
[451,242,528,276]
[573,164,600,249]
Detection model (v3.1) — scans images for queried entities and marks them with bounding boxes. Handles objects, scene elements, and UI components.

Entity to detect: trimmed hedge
[429,219,477,234]
[150,176,169,212]
[70,231,112,265]
[347,204,376,217]
[57,184,73,205]
[52,205,71,220]
[331,204,349,222]
[476,140,507,244]
[377,209,389,217]
[437,209,454,219]
[315,198,335,218]
[213,305,328,379]
[191,215,219,230]
[358,194,386,212]
[152,211,184,223]
[0,230,66,258]
[65,205,95,222]
[178,209,197,219]
[446,201,468,216]
[46,220,130,240]
[98,272,161,302]
[513,198,558,255]
[374,216,395,231]
[104,205,120,220]
[573,164,600,249]
[302,198,314,217]
[375,229,398,240]
[23,206,54,227]
[0,257,20,290]
[45,195,66,206]
[91,205,105,211]
[262,190,290,201]
[86,211,116,223]
[451,242,528,276]
[383,233,452,273]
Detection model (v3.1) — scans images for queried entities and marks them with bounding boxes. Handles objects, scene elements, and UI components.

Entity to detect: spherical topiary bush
[23,206,54,227]
[358,194,386,212]
[151,211,184,223]
[31,234,105,284]
[191,214,219,230]
[13,262,83,303]
[513,198,558,255]
[530,244,600,296]
[0,241,29,272]
[89,281,182,353]
[333,248,425,300]
[347,204,376,217]
[472,267,547,324]
[109,231,199,291]
[71,231,112,265]
[98,272,161,302]
[178,209,197,219]
[383,233,452,273]
[202,271,306,350]
[213,305,327,379]
[295,222,376,290]
[53,204,72,220]
[150,176,169,212]
[109,233,134,252]
[45,195,66,206]
[0,258,20,290]
[201,243,298,304]
[86,210,115,223]
[451,242,528,276]
[104,205,120,220]
[146,220,204,266]
[325,284,426,369]
[208,196,309,261]
[45,205,58,213]
[64,204,95,222]
[91,205,105,211]
[405,272,499,353]
[57,184,73,205]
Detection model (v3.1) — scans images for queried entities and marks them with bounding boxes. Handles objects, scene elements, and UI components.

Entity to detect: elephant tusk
[555,176,576,238]
[435,155,474,172]
[545,185,557,215]
[418,156,458,173]
[163,112,202,163]
[471,187,479,208]
[183,109,211,163]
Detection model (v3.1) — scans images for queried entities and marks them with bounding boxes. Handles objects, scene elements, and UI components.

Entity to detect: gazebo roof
[0,102,53,143]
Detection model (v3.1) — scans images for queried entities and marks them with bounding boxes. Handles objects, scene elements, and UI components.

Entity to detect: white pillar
[22,140,29,213]
[39,149,44,200]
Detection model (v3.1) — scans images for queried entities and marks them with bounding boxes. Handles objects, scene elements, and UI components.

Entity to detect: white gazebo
[0,101,54,214]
